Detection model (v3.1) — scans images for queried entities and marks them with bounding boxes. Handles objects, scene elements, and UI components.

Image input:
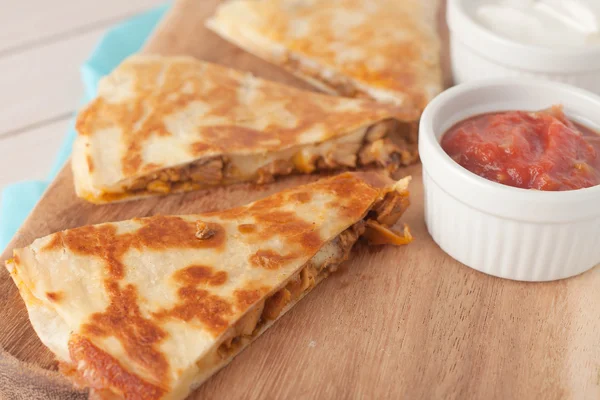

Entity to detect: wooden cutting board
[1,0,599,398]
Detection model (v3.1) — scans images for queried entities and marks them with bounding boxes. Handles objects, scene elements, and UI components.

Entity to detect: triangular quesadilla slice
[207,0,442,110]
[7,172,411,400]
[74,55,419,204]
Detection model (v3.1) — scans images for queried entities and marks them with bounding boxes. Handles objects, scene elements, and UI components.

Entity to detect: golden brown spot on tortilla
[60,217,224,269]
[153,286,233,336]
[41,233,63,252]
[46,291,64,302]
[12,253,20,266]
[67,335,166,400]
[142,163,164,173]
[63,216,221,270]
[234,286,270,309]
[173,265,227,286]
[318,173,381,219]
[249,249,297,270]
[300,231,323,252]
[247,195,284,212]
[290,191,311,203]
[191,142,216,155]
[126,153,143,176]
[238,224,256,234]
[153,264,233,335]
[136,217,225,252]
[253,210,323,252]
[86,155,94,173]
[81,282,170,384]
[211,206,245,220]
[60,225,126,278]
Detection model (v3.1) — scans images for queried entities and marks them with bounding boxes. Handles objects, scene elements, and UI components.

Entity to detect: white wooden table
[0,0,166,201]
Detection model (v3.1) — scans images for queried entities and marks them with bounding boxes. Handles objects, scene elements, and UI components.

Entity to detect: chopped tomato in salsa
[441,106,600,191]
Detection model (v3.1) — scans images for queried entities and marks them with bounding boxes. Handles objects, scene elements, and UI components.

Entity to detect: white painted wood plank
[0,29,103,136]
[0,118,71,194]
[0,0,166,53]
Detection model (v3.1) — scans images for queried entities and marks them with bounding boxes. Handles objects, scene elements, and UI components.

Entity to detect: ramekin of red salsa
[440,106,600,191]
[419,79,600,282]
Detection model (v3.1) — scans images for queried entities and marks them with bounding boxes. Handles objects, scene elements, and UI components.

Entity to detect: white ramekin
[447,0,600,95]
[419,78,600,281]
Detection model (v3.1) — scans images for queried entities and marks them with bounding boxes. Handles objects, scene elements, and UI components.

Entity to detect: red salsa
[441,106,600,191]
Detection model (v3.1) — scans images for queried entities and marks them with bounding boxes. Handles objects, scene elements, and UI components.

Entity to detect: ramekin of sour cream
[447,0,600,94]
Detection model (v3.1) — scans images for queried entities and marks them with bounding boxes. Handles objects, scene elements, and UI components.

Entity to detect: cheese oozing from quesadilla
[73,55,419,204]
[206,0,443,111]
[7,172,411,400]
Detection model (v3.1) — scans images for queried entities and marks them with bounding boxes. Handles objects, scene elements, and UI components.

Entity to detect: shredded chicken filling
[215,190,411,359]
[120,119,418,196]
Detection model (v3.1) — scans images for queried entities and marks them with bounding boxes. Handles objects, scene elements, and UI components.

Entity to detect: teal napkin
[0,4,169,251]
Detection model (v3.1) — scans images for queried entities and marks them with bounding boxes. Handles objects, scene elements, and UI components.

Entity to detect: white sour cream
[475,0,600,48]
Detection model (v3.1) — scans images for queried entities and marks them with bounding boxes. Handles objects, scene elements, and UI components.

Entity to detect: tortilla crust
[207,0,442,110]
[7,172,410,400]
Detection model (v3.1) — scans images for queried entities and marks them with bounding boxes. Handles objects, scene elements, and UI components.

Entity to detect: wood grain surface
[1,0,599,399]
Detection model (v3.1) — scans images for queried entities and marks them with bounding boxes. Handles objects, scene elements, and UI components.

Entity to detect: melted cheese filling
[99,120,417,201]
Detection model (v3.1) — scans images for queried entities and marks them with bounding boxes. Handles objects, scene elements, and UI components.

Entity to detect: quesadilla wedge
[74,55,419,204]
[7,172,411,400]
[206,0,443,111]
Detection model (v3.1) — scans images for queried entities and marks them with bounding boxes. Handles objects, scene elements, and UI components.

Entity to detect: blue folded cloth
[0,4,169,251]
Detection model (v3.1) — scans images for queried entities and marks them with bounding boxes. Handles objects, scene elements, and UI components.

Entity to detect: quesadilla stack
[207,0,442,110]
[74,55,419,204]
[7,172,411,400]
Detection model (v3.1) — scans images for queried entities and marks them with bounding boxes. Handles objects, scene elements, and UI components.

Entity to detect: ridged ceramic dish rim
[419,78,600,282]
